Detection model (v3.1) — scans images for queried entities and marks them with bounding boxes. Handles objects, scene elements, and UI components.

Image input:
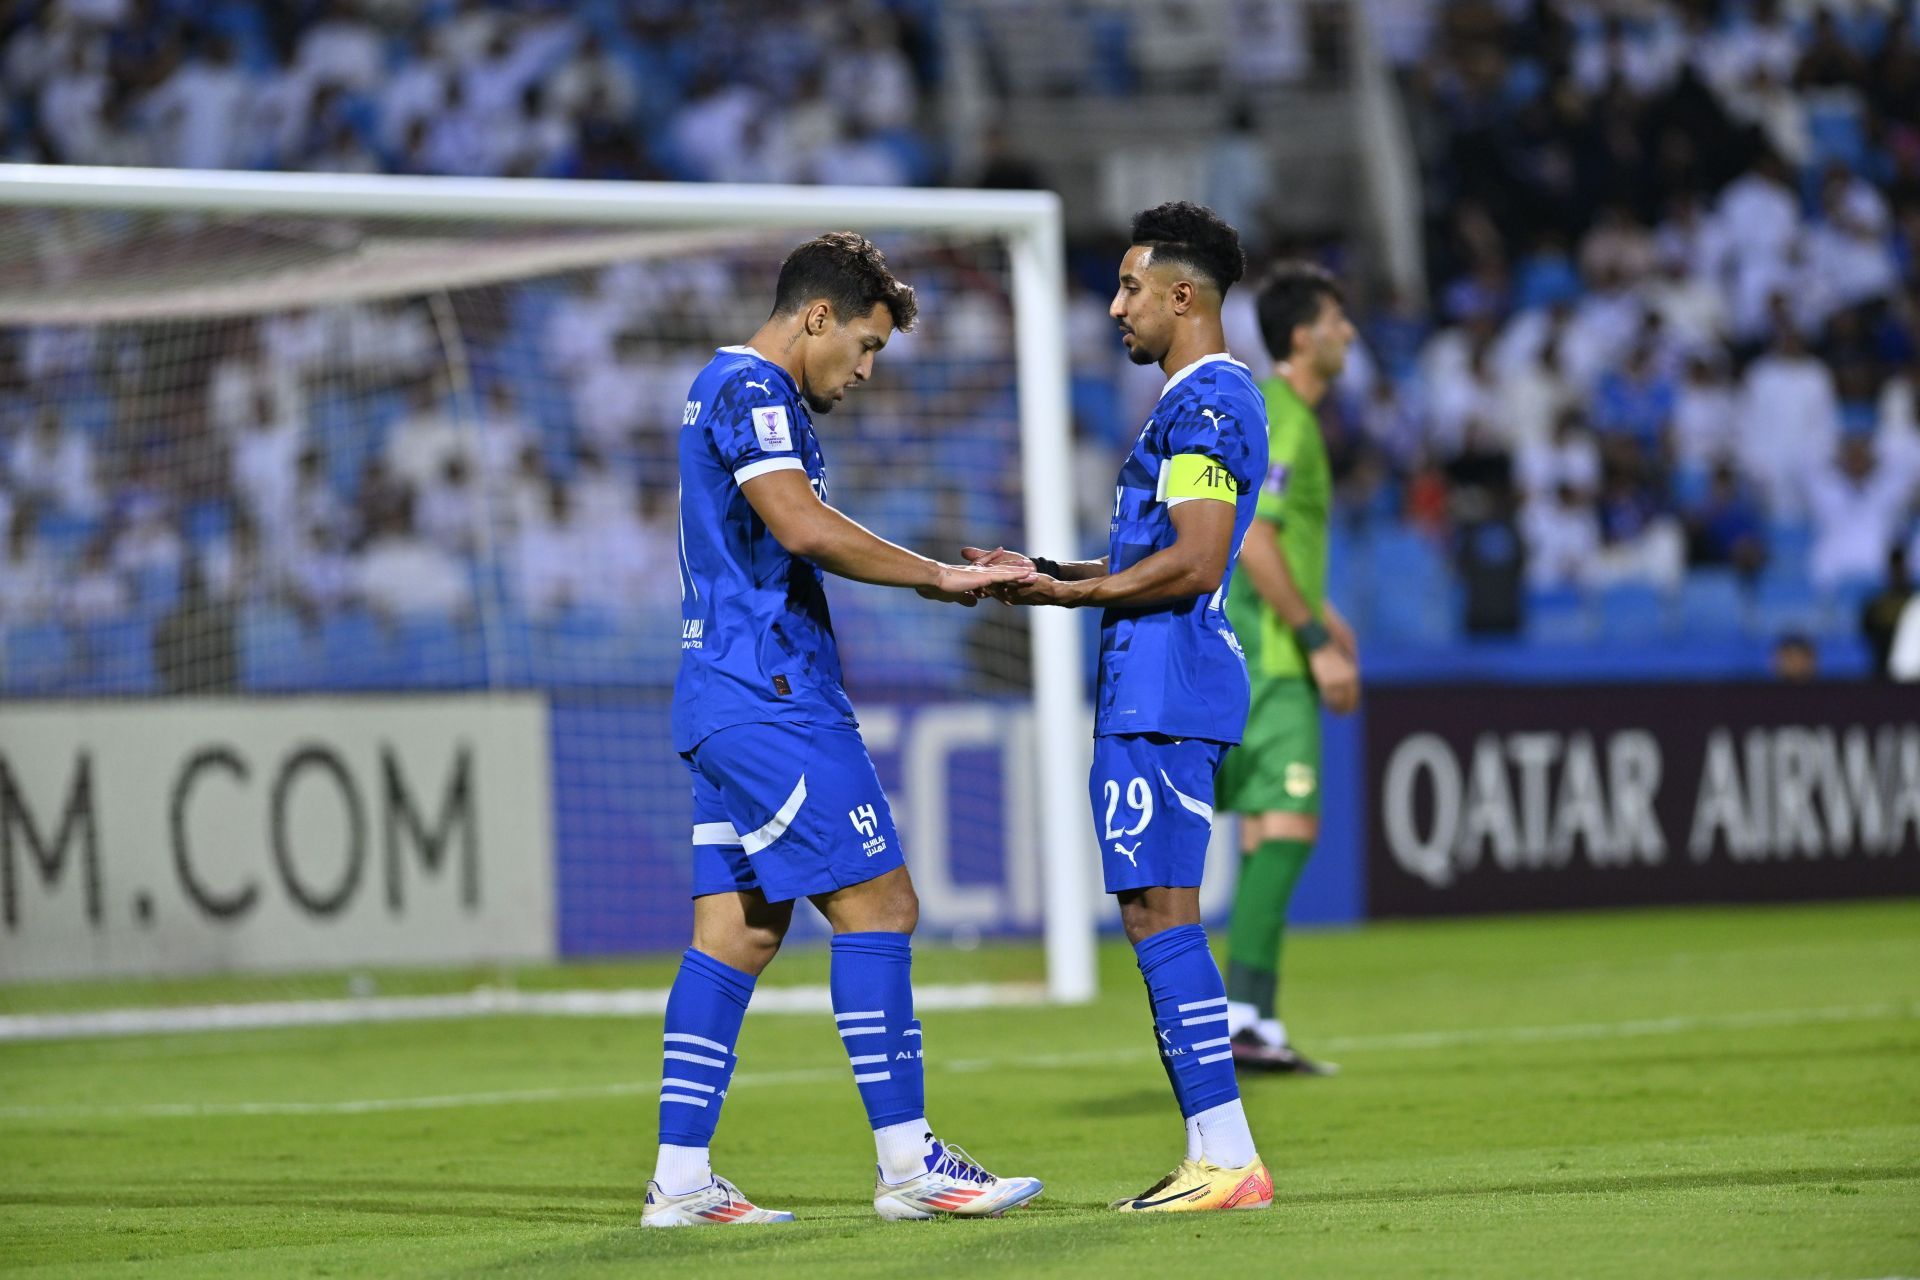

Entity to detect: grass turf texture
[2,900,1916,1279]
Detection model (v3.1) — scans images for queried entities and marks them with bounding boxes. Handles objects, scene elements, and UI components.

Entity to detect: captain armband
[1157,452,1243,507]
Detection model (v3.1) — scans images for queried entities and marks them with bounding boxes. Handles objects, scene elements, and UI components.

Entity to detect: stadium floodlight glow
[0,163,1097,1004]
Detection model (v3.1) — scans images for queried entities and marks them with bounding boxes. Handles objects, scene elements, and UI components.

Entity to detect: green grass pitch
[3,900,1917,1278]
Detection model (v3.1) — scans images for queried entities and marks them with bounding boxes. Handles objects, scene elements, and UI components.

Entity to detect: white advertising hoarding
[0,695,554,981]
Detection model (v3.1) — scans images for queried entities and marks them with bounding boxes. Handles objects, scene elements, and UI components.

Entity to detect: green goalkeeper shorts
[1218,676,1321,817]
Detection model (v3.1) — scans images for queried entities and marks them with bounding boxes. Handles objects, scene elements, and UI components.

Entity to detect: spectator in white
[1700,0,1802,97]
[498,82,577,177]
[295,0,386,95]
[415,453,480,557]
[356,493,472,620]
[1875,355,1920,479]
[112,496,184,583]
[377,33,447,155]
[542,269,626,376]
[1579,204,1661,287]
[1521,482,1602,589]
[811,117,911,187]
[1671,353,1739,471]
[471,381,537,501]
[550,29,638,121]
[384,378,465,496]
[290,445,352,550]
[62,538,128,625]
[1565,263,1646,386]
[1641,250,1728,353]
[144,35,252,170]
[422,74,494,174]
[583,483,681,614]
[513,478,592,618]
[308,119,381,174]
[287,520,356,621]
[1498,334,1576,456]
[1226,0,1310,87]
[1739,317,1842,517]
[572,330,653,454]
[1517,406,1603,503]
[1358,377,1424,469]
[230,388,303,547]
[0,505,55,622]
[339,300,435,384]
[1573,12,1683,97]
[261,308,335,388]
[1205,102,1274,255]
[827,17,917,131]
[1654,190,1735,293]
[1425,336,1504,455]
[1810,436,1918,592]
[9,407,100,516]
[571,445,631,532]
[1717,153,1802,279]
[37,40,107,163]
[1808,164,1900,312]
[1719,65,1810,167]
[1132,0,1228,89]
[667,73,762,182]
[459,26,533,120]
[507,444,551,534]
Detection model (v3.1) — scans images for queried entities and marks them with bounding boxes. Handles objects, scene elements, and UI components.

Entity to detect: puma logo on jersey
[1200,408,1229,430]
[744,379,773,395]
[1112,840,1141,867]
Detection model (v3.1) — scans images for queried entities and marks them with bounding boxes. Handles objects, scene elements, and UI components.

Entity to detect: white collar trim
[1161,351,1246,397]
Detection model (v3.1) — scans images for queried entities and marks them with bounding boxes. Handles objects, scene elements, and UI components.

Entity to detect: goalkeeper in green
[1215,262,1359,1075]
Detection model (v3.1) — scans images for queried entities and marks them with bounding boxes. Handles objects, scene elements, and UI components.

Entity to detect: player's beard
[1125,340,1160,366]
[804,392,836,413]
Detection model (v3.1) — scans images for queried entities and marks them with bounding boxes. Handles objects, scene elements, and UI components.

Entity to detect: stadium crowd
[0,0,1915,690]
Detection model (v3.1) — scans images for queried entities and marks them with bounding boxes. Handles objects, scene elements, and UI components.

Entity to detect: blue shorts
[1089,733,1228,894]
[684,721,906,903]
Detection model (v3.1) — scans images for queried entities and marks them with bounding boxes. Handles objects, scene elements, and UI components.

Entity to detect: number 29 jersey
[1095,352,1267,745]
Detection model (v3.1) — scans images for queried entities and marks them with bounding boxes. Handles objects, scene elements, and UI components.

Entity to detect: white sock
[1185,1114,1203,1160]
[652,1143,711,1196]
[1257,1017,1287,1048]
[875,1117,935,1184]
[1225,1000,1260,1038]
[1195,1099,1258,1169]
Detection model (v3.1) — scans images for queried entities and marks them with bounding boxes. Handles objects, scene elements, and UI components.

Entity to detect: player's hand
[961,545,1035,572]
[931,561,1033,602]
[915,584,980,606]
[992,574,1081,607]
[1310,645,1360,715]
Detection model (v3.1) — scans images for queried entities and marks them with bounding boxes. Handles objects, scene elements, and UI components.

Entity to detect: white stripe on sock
[852,1071,892,1083]
[1196,1051,1234,1064]
[663,1049,725,1068]
[1191,1037,1231,1051]
[663,1032,729,1053]
[839,1026,885,1038]
[903,1028,920,1037]
[1178,997,1228,1012]
[660,1078,716,1093]
[1181,1012,1229,1026]
[848,1054,888,1066]
[659,1093,710,1107]
[834,1010,884,1022]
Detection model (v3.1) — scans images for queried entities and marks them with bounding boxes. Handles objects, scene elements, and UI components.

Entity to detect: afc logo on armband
[849,803,889,856]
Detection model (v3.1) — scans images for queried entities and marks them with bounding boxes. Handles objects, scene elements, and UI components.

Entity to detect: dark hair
[1129,201,1245,294]
[1256,261,1345,361]
[771,231,918,331]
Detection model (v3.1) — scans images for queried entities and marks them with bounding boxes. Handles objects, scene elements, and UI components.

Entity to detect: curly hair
[770,231,918,332]
[1255,261,1344,361]
[1129,201,1246,295]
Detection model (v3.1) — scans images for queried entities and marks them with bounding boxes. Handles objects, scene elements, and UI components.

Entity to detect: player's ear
[1170,279,1194,315]
[806,302,833,336]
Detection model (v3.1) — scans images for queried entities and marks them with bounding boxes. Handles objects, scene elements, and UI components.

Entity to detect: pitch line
[2,1001,1913,1123]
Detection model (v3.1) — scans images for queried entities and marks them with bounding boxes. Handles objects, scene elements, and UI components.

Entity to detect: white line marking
[3,1002,1912,1124]
[0,982,1049,1043]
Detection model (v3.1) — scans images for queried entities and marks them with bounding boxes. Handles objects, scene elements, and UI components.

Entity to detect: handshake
[914,546,1085,608]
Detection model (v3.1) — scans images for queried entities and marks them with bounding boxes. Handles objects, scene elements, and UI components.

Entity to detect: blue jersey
[1095,353,1268,744]
[672,346,856,753]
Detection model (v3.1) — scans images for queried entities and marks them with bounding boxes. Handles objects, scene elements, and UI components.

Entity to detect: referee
[1216,262,1359,1075]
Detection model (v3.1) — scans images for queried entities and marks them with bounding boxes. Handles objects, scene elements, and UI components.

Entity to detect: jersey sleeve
[1161,384,1261,507]
[1254,412,1294,525]
[705,374,806,486]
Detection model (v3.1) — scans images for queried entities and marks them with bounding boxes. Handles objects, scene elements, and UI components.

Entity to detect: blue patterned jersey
[1095,353,1268,743]
[672,346,856,753]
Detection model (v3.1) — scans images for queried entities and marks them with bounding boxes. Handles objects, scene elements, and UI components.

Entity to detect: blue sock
[657,948,755,1149]
[1135,924,1241,1119]
[829,932,925,1131]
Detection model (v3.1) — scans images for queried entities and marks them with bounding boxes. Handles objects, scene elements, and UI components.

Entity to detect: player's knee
[883,880,920,935]
[1252,811,1318,844]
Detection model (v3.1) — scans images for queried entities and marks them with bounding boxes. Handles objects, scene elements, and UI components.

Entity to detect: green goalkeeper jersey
[1224,375,1330,681]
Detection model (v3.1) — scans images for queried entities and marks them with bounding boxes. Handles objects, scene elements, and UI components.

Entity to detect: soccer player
[969,202,1273,1213]
[1216,262,1359,1076]
[645,232,1043,1227]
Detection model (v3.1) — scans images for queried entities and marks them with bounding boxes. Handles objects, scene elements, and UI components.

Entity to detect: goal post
[0,163,1097,1003]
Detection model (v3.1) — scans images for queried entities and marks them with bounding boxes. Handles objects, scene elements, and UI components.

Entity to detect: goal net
[0,165,1094,1011]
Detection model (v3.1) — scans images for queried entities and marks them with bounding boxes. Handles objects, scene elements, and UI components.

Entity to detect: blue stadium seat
[35,509,100,558]
[1523,585,1593,646]
[4,623,71,693]
[133,564,183,616]
[1596,583,1672,644]
[321,609,402,689]
[1678,571,1749,638]
[73,617,156,694]
[397,615,487,689]
[1753,571,1828,638]
[240,602,315,691]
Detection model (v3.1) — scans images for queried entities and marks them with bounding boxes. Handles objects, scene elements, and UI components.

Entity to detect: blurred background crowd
[0,0,1915,693]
